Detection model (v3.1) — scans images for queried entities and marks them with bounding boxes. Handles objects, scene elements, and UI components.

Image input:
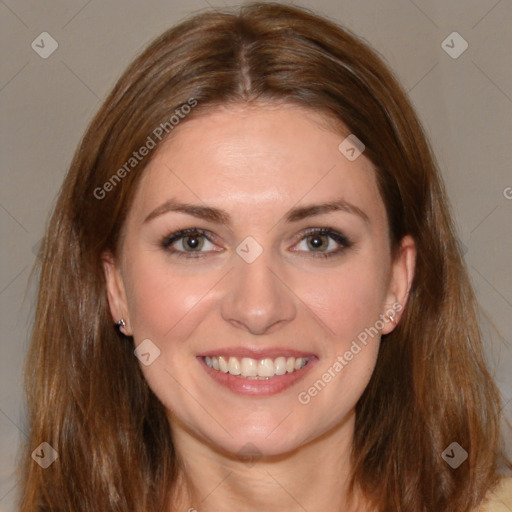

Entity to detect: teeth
[294,357,306,370]
[258,358,274,377]
[228,356,241,375]
[219,356,229,373]
[204,355,310,378]
[241,357,258,377]
[274,356,287,375]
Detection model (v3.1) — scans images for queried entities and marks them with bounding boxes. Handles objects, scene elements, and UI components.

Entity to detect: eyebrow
[143,198,370,225]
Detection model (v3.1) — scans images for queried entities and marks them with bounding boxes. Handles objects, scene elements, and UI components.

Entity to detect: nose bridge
[220,246,296,335]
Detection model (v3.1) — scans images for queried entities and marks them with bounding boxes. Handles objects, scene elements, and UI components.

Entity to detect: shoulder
[477,477,512,512]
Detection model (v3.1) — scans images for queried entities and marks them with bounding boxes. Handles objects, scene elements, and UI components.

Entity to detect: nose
[220,251,297,335]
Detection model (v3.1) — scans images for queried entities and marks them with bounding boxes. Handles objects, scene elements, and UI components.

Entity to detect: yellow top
[478,477,512,511]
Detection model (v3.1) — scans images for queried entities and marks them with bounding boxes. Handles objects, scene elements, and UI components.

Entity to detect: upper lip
[197,347,316,359]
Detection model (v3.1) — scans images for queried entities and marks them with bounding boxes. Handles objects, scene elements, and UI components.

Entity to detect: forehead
[126,103,385,227]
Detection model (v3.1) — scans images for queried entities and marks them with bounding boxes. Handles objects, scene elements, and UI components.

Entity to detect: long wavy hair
[20,3,505,511]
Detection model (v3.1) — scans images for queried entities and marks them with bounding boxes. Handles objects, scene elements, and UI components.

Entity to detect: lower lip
[197,357,318,396]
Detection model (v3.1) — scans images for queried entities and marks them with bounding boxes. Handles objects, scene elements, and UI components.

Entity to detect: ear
[380,235,416,335]
[102,251,132,336]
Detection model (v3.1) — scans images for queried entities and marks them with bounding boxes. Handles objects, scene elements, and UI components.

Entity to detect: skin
[103,103,416,511]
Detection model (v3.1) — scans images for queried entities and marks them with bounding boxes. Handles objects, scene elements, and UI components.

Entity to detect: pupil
[185,235,202,250]
[308,235,326,250]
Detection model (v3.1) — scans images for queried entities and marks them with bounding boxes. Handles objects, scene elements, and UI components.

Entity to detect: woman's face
[104,103,414,458]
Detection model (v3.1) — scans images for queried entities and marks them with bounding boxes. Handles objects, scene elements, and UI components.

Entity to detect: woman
[20,3,510,511]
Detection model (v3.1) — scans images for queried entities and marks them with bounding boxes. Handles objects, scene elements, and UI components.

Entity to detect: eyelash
[160,227,353,260]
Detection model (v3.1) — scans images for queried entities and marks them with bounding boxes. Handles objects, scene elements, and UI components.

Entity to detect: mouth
[196,349,317,396]
[204,355,311,378]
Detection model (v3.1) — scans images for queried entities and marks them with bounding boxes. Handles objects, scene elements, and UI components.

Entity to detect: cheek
[124,255,212,342]
[123,258,217,413]
[298,256,388,349]
[291,266,385,431]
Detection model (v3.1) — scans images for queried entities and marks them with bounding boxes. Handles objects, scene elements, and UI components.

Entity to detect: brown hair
[20,2,506,510]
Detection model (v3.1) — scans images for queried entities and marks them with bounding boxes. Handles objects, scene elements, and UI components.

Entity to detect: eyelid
[161,227,216,247]
[292,226,351,244]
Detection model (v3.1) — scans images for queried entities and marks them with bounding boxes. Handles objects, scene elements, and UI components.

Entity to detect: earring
[114,318,126,335]
[388,312,395,323]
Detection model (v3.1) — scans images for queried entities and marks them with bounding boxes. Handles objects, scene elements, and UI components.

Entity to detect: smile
[197,351,317,396]
[204,355,311,379]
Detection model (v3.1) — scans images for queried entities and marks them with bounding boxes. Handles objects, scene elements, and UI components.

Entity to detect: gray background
[1,0,511,509]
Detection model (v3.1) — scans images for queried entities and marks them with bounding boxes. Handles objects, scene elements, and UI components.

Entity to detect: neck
[168,409,372,512]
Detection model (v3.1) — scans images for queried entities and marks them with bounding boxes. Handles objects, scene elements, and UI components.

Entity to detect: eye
[292,228,352,258]
[160,228,219,258]
[160,227,352,260]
